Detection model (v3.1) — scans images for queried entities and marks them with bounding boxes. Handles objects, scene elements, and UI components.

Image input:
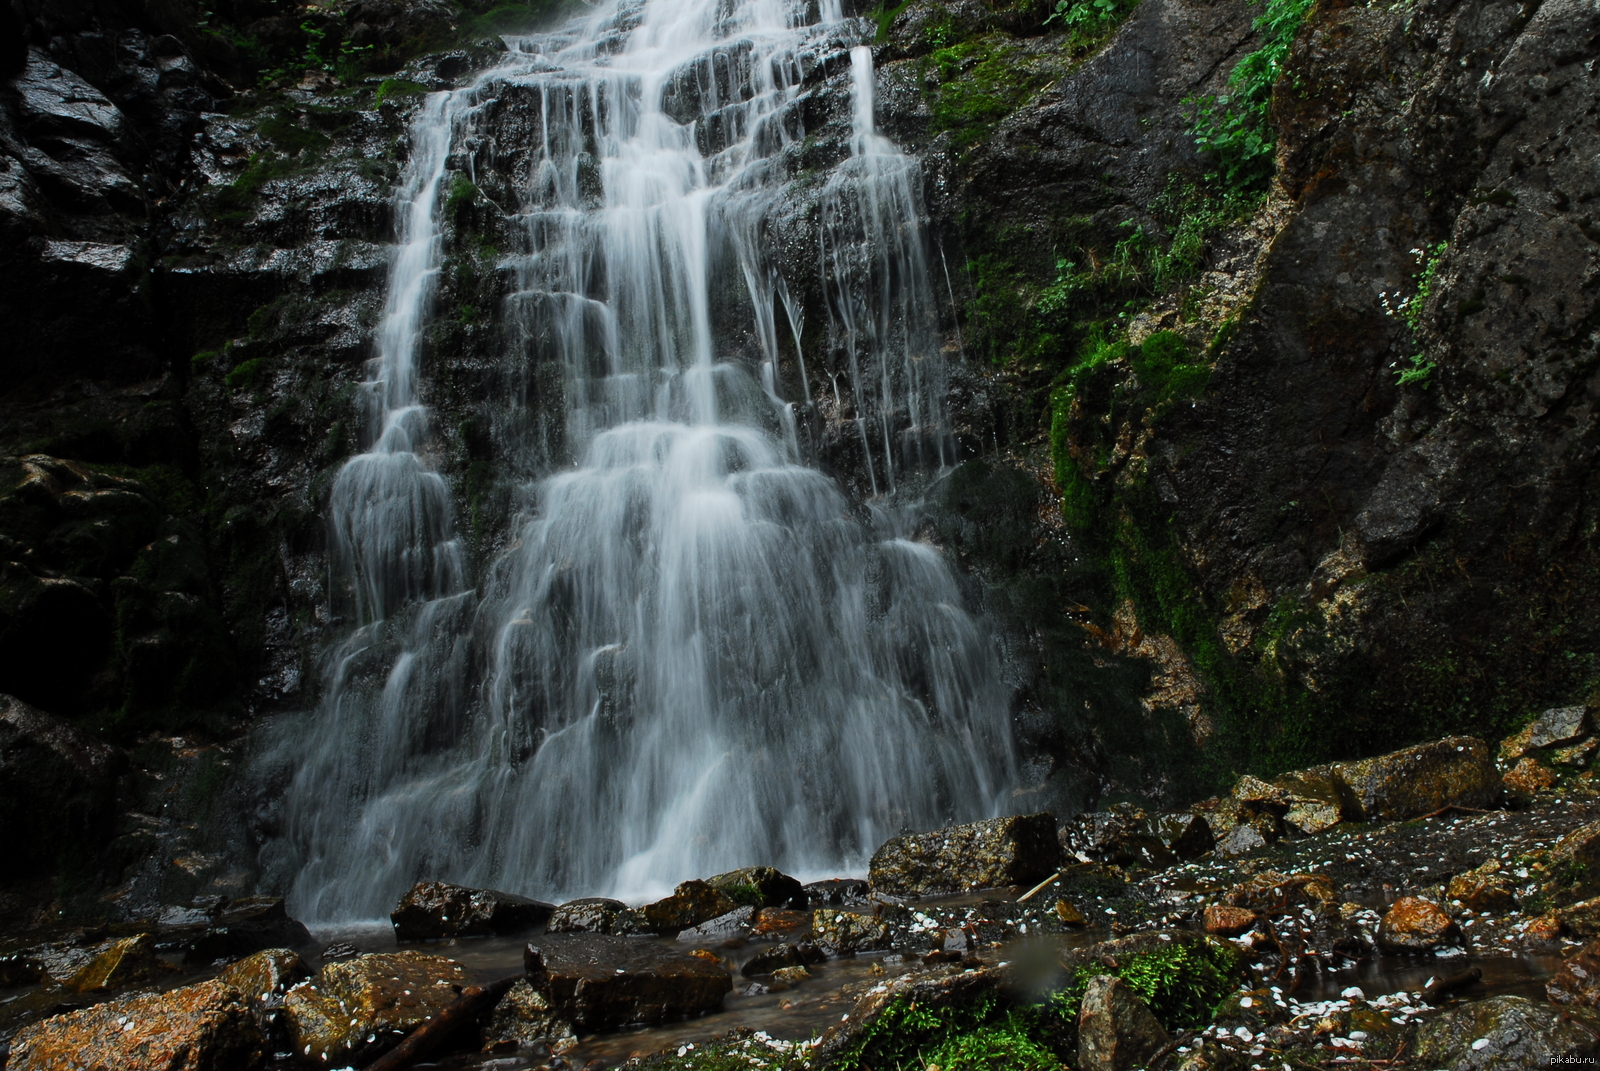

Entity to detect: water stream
[266,0,1018,923]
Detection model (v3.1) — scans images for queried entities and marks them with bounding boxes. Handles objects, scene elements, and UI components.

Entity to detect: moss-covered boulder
[704,866,807,909]
[869,812,1062,895]
[8,978,264,1071]
[1078,974,1170,1071]
[283,950,468,1066]
[1416,995,1597,1069]
[633,880,741,937]
[1334,737,1498,821]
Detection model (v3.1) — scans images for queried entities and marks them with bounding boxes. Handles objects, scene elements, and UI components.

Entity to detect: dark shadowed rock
[633,880,741,936]
[390,880,556,942]
[482,978,576,1052]
[1549,820,1600,897]
[705,866,808,909]
[523,933,732,1030]
[1335,738,1498,821]
[0,694,121,880]
[803,878,871,906]
[1415,995,1597,1069]
[283,950,468,1066]
[7,978,264,1071]
[181,898,313,965]
[869,812,1062,894]
[63,933,177,993]
[1078,974,1170,1071]
[740,943,806,976]
[547,897,630,934]
[1548,939,1600,1008]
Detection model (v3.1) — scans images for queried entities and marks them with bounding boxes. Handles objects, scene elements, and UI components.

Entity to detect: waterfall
[272,0,1018,923]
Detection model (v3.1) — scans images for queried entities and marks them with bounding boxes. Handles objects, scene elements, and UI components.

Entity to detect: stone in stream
[802,878,871,906]
[60,933,177,993]
[180,897,315,965]
[1377,896,1460,952]
[868,812,1062,895]
[282,950,469,1066]
[522,933,732,1030]
[1548,938,1600,1008]
[390,880,556,942]
[1415,994,1597,1068]
[810,907,898,957]
[482,978,577,1053]
[1202,904,1256,937]
[6,978,264,1071]
[1446,860,1516,914]
[629,880,741,936]
[705,866,808,909]
[740,942,806,976]
[750,908,813,941]
[216,948,311,1005]
[676,905,755,943]
[1333,736,1498,821]
[546,897,630,934]
[1078,974,1170,1071]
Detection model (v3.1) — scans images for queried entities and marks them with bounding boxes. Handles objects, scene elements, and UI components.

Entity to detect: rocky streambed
[7,707,1600,1070]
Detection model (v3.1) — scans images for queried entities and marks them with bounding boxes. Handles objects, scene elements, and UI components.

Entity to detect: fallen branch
[1414,804,1495,821]
[1018,872,1063,903]
[365,973,522,1071]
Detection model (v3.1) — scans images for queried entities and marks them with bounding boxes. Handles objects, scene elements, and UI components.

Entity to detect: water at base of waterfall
[262,0,1018,924]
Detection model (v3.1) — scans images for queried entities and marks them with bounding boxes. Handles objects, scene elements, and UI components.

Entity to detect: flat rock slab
[7,978,263,1071]
[283,950,468,1066]
[391,880,555,942]
[868,812,1062,895]
[523,933,732,1031]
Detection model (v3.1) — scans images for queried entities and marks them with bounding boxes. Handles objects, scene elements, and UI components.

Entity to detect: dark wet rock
[390,880,556,942]
[1190,796,1284,854]
[676,906,756,943]
[1202,905,1256,937]
[1548,938,1600,1008]
[750,908,813,941]
[216,948,311,1004]
[63,933,177,993]
[705,866,807,909]
[482,977,576,1053]
[809,907,897,957]
[319,940,360,962]
[1446,861,1516,914]
[1415,995,1598,1069]
[802,878,871,907]
[7,978,264,1071]
[1560,898,1600,938]
[631,880,741,937]
[740,943,806,976]
[1377,896,1460,953]
[0,952,46,987]
[869,812,1062,895]
[1078,974,1170,1071]
[181,898,313,965]
[1502,706,1592,762]
[523,933,732,1030]
[283,950,468,1066]
[1060,805,1182,869]
[1335,738,1499,821]
[0,694,121,880]
[547,897,631,934]
[1549,820,1600,897]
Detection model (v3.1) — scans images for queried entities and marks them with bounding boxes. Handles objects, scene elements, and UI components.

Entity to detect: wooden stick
[365,974,522,1071]
[1018,871,1062,903]
[1414,804,1495,820]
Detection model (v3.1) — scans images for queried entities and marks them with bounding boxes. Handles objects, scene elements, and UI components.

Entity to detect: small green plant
[224,357,268,391]
[920,1011,1063,1070]
[1044,0,1137,31]
[1052,939,1240,1035]
[1383,241,1447,387]
[1188,0,1315,189]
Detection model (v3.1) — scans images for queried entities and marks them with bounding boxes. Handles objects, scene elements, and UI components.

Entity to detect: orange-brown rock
[283,950,468,1066]
[1527,912,1563,942]
[1334,737,1498,821]
[1445,861,1516,914]
[1377,897,1460,952]
[1055,899,1088,927]
[1559,897,1600,938]
[1221,871,1337,910]
[1503,756,1558,800]
[636,880,741,936]
[63,933,176,993]
[1203,904,1257,937]
[7,978,263,1071]
[750,908,812,941]
[1548,939,1600,1008]
[217,948,311,1004]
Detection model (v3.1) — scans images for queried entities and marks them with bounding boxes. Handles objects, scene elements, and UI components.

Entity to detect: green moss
[721,882,765,908]
[375,78,429,107]
[920,1012,1063,1070]
[833,991,1011,1071]
[224,357,268,391]
[925,37,1053,149]
[1054,939,1240,1036]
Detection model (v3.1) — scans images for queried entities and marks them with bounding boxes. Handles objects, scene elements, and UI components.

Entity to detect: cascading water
[270,0,1019,923]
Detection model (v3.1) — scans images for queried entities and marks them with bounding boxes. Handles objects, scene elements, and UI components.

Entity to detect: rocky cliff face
[1,0,1596,909]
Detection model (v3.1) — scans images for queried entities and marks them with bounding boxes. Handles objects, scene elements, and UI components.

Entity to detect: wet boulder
[676,905,755,943]
[1272,765,1357,835]
[1202,904,1256,937]
[523,933,732,1030]
[1548,820,1600,897]
[705,866,807,909]
[1501,705,1591,762]
[1334,737,1498,821]
[869,812,1062,894]
[740,942,807,976]
[7,978,264,1071]
[181,897,314,965]
[482,978,576,1052]
[750,908,813,941]
[632,880,741,936]
[1446,861,1516,914]
[1560,897,1600,938]
[1415,995,1597,1069]
[390,880,556,942]
[546,897,629,934]
[63,933,177,993]
[1548,939,1600,1008]
[1220,871,1337,911]
[217,948,311,1004]
[1078,974,1170,1071]
[803,878,871,906]
[1377,896,1460,952]
[283,950,468,1066]
[1190,796,1283,855]
[1502,756,1558,801]
[1059,805,1177,869]
[810,907,896,957]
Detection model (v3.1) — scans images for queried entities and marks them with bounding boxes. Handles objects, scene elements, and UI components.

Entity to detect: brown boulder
[868,812,1062,895]
[546,897,629,934]
[523,932,731,1030]
[1446,861,1516,914]
[390,880,555,942]
[1503,756,1558,801]
[1335,737,1498,821]
[1221,871,1337,910]
[1558,897,1600,938]
[1055,899,1088,927]
[1549,820,1600,896]
[180,897,314,965]
[636,880,740,936]
[1377,897,1460,952]
[1501,705,1591,762]
[7,978,263,1071]
[704,866,807,909]
[1078,974,1171,1071]
[216,948,311,1004]
[283,950,468,1065]
[811,907,896,956]
[1273,766,1357,835]
[63,934,176,993]
[482,978,575,1052]
[1548,939,1600,1008]
[1203,904,1257,937]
